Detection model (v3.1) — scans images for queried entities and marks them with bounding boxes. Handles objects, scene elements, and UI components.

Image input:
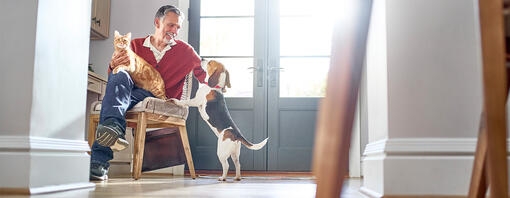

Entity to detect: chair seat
[91,97,188,119]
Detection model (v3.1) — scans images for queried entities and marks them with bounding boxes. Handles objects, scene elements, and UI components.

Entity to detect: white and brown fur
[171,60,268,181]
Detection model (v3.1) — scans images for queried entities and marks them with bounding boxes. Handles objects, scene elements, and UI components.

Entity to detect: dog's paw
[218,177,226,181]
[169,98,184,106]
[234,177,241,181]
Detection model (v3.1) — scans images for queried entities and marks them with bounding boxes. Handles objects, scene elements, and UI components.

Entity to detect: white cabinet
[90,0,111,40]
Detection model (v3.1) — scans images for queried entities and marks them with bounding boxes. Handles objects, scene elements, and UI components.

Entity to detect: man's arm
[193,64,207,83]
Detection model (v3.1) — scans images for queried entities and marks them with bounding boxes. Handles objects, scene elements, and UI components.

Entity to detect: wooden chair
[311,1,372,197]
[88,72,196,180]
[468,0,508,197]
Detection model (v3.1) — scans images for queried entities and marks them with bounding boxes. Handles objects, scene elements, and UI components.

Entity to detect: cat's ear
[126,32,132,40]
[114,30,120,37]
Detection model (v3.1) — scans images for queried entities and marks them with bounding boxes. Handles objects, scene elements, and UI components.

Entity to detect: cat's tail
[243,138,268,150]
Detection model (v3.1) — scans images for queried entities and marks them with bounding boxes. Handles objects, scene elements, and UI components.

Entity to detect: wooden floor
[2,172,363,198]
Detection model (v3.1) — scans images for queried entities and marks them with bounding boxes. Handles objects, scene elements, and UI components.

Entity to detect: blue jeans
[90,70,154,167]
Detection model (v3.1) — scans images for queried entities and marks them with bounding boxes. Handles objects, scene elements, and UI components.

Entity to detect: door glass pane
[201,0,254,16]
[279,58,329,97]
[280,17,333,56]
[200,18,254,56]
[208,58,254,98]
[279,0,337,97]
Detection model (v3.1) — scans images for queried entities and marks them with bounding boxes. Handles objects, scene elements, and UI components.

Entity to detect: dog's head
[204,60,231,93]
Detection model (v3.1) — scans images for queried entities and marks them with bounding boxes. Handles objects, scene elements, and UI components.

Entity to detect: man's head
[154,5,184,44]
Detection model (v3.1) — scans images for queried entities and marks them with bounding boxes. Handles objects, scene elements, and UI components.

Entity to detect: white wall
[0,0,92,193]
[88,0,182,78]
[0,0,37,136]
[365,0,389,143]
[362,0,483,196]
[385,0,482,139]
[31,1,91,140]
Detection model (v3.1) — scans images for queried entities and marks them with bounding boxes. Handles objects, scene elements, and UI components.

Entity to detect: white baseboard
[0,136,93,194]
[361,138,485,196]
[363,138,478,156]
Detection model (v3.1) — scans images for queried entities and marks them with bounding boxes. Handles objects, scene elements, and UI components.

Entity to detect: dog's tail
[243,138,269,150]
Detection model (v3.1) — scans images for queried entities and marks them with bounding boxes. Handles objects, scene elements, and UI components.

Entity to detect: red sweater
[130,37,206,99]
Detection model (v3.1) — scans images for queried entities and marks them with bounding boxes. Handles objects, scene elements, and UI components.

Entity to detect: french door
[188,0,334,171]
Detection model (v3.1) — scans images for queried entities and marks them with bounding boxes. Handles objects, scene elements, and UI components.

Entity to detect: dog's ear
[208,69,220,88]
[221,69,230,93]
[223,70,231,91]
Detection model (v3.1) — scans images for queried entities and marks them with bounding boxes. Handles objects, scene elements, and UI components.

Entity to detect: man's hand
[109,50,130,70]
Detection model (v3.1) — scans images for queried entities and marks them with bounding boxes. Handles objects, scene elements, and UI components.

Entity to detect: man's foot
[90,163,109,181]
[96,124,129,151]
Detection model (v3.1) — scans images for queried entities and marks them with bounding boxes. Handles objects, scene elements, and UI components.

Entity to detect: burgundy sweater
[130,37,206,99]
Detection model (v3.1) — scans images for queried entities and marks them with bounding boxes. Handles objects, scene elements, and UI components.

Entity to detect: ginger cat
[112,30,167,100]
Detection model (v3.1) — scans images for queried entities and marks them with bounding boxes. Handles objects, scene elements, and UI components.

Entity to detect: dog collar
[204,82,222,89]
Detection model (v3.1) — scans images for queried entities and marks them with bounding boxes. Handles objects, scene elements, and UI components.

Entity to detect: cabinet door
[90,0,111,39]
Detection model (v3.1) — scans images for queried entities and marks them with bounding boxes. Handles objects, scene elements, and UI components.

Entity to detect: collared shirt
[142,35,177,63]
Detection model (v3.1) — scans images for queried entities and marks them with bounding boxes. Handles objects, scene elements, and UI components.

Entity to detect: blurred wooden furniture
[88,73,197,180]
[311,1,373,197]
[86,71,107,142]
[468,0,509,197]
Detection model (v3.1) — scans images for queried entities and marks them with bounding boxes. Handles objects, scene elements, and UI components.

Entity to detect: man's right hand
[109,50,130,70]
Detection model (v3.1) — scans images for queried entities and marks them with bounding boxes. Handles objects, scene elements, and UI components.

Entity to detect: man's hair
[155,5,184,20]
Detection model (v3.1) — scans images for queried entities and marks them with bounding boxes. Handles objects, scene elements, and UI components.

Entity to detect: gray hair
[155,5,184,21]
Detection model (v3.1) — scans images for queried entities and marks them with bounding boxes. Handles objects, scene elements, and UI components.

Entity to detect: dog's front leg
[170,85,210,107]
[198,104,210,120]
[170,97,202,107]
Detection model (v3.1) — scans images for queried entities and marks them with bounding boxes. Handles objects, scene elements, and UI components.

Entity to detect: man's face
[155,12,182,43]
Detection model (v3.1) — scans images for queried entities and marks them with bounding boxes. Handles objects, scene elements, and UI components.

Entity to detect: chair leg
[476,0,508,197]
[312,1,372,197]
[468,114,488,198]
[178,125,196,179]
[132,112,147,180]
[88,114,100,148]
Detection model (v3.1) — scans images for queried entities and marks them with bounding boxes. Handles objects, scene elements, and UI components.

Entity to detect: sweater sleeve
[183,42,206,83]
[193,64,207,83]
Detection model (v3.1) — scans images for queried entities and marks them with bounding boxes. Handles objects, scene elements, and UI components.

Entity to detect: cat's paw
[112,67,119,74]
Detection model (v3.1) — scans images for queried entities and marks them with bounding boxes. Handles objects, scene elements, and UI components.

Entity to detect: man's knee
[109,70,133,85]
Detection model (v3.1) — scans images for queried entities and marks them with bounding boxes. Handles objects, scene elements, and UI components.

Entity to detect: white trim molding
[0,136,90,152]
[361,138,498,197]
[363,138,478,156]
[0,136,92,195]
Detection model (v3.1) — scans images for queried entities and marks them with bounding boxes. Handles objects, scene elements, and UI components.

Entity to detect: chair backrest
[180,72,193,101]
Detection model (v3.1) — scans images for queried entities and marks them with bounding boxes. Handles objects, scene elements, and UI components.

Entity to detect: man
[90,5,206,180]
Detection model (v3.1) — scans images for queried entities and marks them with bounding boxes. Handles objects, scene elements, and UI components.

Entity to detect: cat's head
[113,30,131,50]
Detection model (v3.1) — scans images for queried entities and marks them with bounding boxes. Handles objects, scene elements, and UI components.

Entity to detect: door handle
[250,59,264,87]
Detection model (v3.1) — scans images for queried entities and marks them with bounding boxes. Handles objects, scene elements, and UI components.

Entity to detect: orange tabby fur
[112,30,167,100]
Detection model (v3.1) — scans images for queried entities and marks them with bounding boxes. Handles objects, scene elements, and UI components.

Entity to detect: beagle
[171,60,268,181]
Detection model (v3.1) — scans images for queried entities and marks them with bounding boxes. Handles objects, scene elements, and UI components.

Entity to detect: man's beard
[165,32,176,44]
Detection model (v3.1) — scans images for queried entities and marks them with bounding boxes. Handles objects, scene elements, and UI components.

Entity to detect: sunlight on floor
[3,176,363,198]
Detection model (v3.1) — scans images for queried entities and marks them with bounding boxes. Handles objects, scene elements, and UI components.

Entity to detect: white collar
[142,35,176,53]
